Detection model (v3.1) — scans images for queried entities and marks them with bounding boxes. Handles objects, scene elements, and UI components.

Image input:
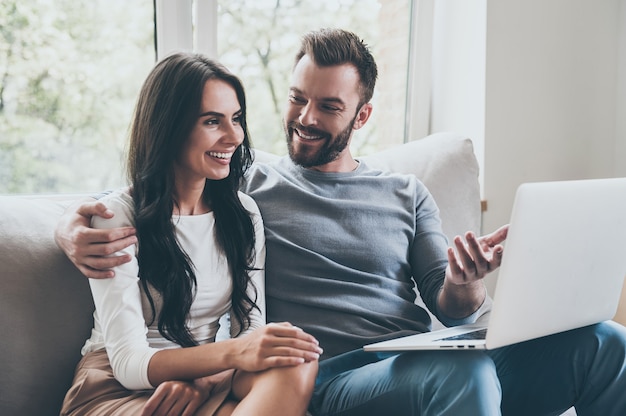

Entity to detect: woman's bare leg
[230,361,318,416]
[214,400,237,416]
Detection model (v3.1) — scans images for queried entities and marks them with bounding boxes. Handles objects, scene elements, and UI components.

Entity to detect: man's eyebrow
[289,87,346,106]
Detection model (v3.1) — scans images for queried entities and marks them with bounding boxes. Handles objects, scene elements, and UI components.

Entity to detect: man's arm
[54,198,137,278]
[437,225,509,319]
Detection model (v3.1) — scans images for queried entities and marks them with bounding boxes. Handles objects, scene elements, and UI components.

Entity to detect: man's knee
[568,321,626,369]
[582,321,626,379]
[594,321,626,350]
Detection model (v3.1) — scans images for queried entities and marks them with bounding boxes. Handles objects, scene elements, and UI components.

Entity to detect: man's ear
[352,102,373,130]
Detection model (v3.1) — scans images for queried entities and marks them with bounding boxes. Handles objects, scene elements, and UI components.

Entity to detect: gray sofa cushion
[0,197,94,415]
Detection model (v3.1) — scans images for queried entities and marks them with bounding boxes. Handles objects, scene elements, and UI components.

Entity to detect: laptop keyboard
[436,328,488,341]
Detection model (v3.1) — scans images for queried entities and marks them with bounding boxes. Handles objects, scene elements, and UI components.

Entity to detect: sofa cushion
[360,132,481,240]
[0,196,94,416]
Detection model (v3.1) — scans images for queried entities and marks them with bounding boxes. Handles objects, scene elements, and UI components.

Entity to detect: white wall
[430,0,626,295]
[431,0,487,192]
[616,1,626,178]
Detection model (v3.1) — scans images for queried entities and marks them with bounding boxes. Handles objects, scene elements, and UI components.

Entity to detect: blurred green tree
[0,0,154,194]
[218,0,382,156]
[0,0,408,194]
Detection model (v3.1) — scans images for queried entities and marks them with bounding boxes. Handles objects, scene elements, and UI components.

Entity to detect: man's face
[284,55,369,170]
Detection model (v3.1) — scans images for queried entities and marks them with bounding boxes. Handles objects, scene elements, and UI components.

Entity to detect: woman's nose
[224,122,244,145]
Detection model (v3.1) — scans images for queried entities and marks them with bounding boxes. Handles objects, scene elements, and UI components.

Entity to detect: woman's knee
[273,360,318,397]
[243,360,318,397]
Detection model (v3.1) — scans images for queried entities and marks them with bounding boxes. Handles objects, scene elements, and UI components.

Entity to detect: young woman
[61,53,321,416]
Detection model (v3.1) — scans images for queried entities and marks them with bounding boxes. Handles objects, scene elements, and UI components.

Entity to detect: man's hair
[295,28,378,106]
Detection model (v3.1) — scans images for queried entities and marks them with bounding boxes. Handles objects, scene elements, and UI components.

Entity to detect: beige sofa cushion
[361,132,481,240]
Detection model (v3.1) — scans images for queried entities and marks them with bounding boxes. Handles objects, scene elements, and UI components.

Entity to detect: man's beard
[284,116,356,168]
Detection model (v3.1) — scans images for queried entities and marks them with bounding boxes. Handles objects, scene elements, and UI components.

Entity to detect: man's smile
[292,124,328,142]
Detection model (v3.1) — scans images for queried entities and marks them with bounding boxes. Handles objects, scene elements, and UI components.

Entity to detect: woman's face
[175,79,244,185]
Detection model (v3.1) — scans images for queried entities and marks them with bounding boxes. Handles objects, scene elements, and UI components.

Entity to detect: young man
[56,29,626,415]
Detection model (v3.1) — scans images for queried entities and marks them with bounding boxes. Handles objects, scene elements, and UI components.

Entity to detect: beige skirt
[61,349,232,416]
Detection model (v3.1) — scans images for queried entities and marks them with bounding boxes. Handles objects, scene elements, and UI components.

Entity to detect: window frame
[154,0,427,145]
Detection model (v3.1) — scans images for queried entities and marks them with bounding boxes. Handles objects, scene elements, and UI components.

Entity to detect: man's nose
[298,102,317,126]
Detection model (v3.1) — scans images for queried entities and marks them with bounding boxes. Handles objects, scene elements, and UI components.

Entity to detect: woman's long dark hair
[126,52,258,347]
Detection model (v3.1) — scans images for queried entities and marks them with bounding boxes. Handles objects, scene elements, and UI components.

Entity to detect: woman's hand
[141,370,234,416]
[141,379,209,416]
[230,322,322,372]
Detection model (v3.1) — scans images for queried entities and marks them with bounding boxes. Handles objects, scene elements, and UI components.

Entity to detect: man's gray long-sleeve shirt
[243,156,452,360]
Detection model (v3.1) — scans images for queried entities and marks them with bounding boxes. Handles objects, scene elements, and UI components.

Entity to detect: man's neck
[306,152,359,173]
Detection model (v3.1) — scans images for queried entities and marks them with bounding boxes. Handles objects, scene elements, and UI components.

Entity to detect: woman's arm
[232,194,266,337]
[86,190,162,390]
[147,322,321,385]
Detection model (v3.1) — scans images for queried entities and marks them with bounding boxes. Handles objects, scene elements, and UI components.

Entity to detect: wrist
[438,280,486,319]
[220,338,240,369]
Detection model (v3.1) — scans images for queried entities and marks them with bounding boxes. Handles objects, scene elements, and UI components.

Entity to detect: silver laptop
[364,177,626,352]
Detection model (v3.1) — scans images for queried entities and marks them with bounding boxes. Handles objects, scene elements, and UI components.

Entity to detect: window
[1,0,413,194]
[0,0,155,194]
[215,0,411,157]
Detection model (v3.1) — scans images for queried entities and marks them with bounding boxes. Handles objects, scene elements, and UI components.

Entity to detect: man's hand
[54,199,137,279]
[439,224,509,319]
[446,224,509,285]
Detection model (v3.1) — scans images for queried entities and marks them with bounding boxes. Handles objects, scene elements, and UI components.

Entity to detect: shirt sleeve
[410,182,485,327]
[409,182,450,323]
[231,192,267,338]
[88,191,159,390]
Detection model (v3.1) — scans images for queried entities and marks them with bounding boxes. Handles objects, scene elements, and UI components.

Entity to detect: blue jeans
[309,321,626,416]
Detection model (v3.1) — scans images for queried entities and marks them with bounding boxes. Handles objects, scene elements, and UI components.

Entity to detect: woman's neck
[173,183,211,216]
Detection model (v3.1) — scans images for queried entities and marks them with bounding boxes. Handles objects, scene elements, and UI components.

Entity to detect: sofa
[0,132,482,415]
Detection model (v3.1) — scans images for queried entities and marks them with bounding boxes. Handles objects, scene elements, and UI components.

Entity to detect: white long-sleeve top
[81,188,266,390]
